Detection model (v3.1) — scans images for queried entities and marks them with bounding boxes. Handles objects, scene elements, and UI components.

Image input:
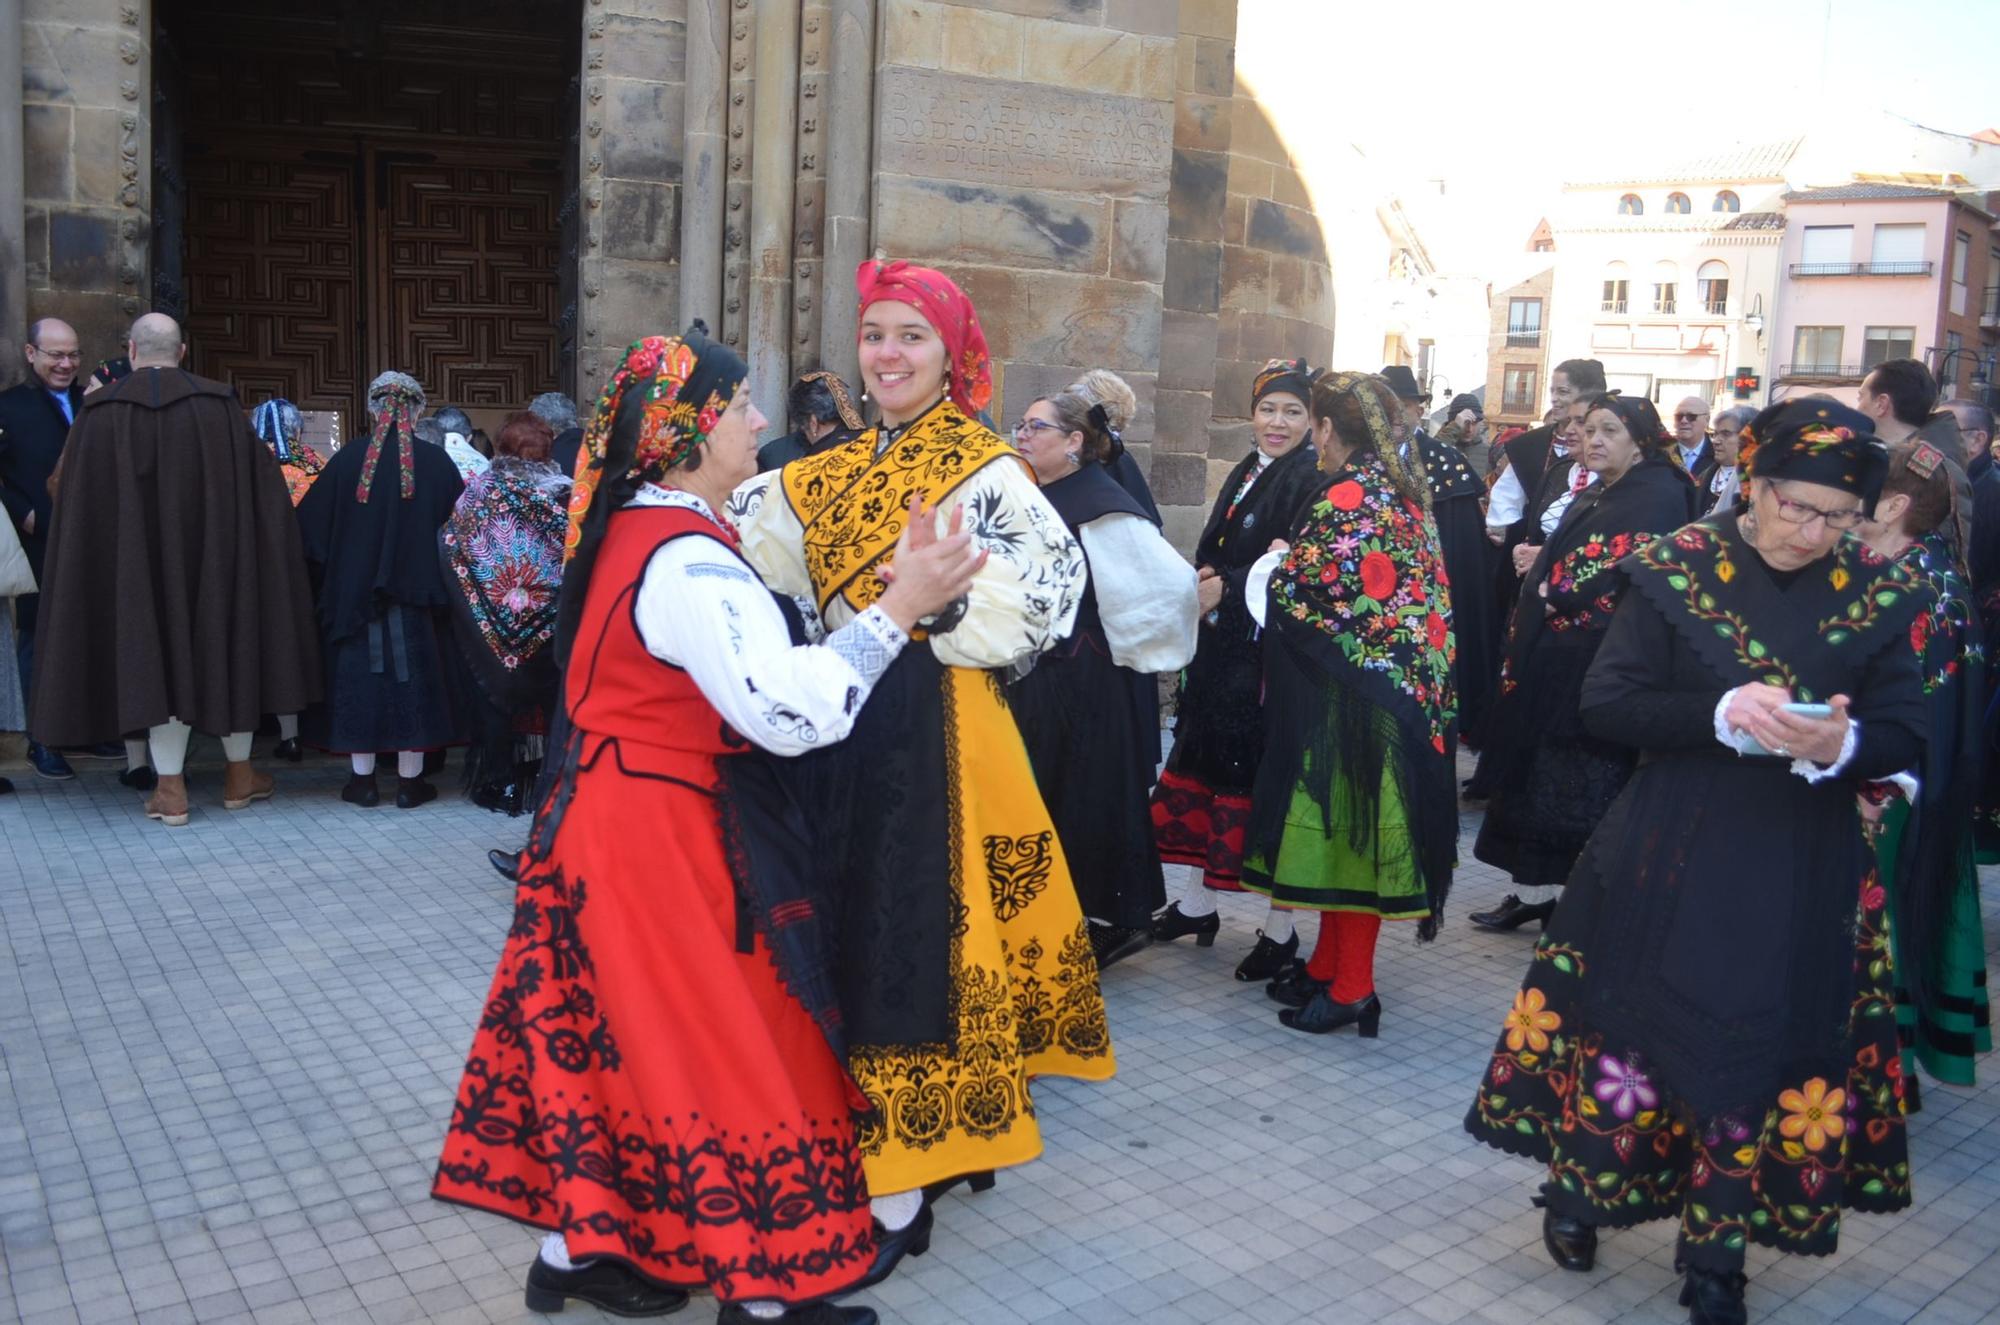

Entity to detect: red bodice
[564,504,743,757]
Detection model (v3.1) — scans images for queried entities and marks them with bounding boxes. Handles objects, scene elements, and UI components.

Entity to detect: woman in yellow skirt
[730,260,1115,1254]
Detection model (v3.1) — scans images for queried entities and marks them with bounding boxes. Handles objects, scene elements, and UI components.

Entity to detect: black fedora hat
[1379,365,1427,401]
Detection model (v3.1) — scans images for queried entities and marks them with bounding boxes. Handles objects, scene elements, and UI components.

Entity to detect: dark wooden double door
[182,140,563,432]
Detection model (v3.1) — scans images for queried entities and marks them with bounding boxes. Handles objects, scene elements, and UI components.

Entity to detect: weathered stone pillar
[680,0,728,330]
[0,0,25,384]
[815,0,873,389]
[746,0,798,434]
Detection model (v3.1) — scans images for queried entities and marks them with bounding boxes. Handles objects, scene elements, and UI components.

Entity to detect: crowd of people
[1,263,1994,1323]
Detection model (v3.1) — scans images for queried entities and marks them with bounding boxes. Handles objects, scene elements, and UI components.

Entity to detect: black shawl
[296,428,465,645]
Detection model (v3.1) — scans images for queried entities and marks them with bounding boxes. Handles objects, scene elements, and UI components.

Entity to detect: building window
[1697,260,1730,315]
[1506,297,1542,346]
[1503,366,1537,410]
[1986,249,2000,320]
[1869,222,1926,275]
[1653,282,1677,314]
[1666,192,1691,214]
[1799,225,1855,273]
[1791,326,1844,375]
[1953,231,1972,314]
[1862,326,1916,369]
[1533,237,1554,253]
[1618,194,1643,216]
[1601,260,1630,313]
[1713,190,1740,213]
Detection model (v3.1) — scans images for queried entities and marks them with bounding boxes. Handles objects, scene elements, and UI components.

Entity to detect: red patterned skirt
[432,735,876,1303]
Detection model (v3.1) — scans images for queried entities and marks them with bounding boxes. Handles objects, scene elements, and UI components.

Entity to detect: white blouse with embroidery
[626,486,909,757]
[728,446,1085,671]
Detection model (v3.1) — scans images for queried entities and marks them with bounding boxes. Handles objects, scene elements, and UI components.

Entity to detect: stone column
[815,0,873,389]
[0,0,25,384]
[680,0,728,329]
[746,0,798,435]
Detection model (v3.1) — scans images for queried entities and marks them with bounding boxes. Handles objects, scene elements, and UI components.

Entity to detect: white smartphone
[1781,702,1834,720]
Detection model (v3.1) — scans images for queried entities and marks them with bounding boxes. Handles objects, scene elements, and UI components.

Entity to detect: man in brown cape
[29,313,321,825]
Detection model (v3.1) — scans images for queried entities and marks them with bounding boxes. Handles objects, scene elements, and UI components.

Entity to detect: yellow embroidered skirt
[850,667,1116,1194]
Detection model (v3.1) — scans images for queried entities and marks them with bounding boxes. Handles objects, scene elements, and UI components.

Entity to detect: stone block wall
[21,0,150,365]
[873,0,1177,466]
[579,0,689,398]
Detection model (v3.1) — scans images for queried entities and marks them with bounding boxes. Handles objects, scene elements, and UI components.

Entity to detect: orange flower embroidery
[1777,1078,1847,1153]
[1504,988,1562,1053]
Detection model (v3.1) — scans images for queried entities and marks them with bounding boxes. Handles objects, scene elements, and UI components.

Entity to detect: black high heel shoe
[1265,965,1321,1008]
[273,737,303,763]
[845,1201,934,1293]
[1234,928,1299,981]
[1540,1205,1598,1272]
[523,1255,689,1316]
[922,1170,995,1203]
[1467,895,1556,932]
[1278,990,1381,1037]
[1150,902,1219,946]
[1679,1265,1748,1325]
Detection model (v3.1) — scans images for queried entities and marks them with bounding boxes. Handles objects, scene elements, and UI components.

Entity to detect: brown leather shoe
[145,774,191,827]
[222,761,275,810]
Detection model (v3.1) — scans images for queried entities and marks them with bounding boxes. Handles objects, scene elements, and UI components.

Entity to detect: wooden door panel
[374,156,562,413]
[182,152,363,413]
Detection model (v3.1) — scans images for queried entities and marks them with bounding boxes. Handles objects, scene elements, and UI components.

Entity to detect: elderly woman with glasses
[1464,399,1928,1325]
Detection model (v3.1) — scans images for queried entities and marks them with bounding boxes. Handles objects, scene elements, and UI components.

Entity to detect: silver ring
[1777,745,1790,757]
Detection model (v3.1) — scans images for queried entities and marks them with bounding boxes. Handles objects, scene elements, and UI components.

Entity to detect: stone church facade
[3,0,1336,539]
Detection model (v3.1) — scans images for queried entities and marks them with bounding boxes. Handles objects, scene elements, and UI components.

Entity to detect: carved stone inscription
[877,68,1171,200]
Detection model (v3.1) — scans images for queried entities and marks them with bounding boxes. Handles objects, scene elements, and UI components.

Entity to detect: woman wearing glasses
[1008,380,1198,968]
[1465,400,1927,1325]
[1150,360,1327,979]
[1469,395,1700,933]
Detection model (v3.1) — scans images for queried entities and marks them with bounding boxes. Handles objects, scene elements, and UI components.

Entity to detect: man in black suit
[0,317,86,779]
[1669,395,1719,487]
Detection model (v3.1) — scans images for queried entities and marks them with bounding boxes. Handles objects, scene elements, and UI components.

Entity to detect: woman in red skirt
[433,330,983,1323]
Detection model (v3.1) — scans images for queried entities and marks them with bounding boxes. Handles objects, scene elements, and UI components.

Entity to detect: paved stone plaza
[1,755,1997,1325]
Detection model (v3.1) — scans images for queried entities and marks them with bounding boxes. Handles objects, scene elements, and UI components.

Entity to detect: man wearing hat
[1382,365,1500,743]
[1439,392,1491,477]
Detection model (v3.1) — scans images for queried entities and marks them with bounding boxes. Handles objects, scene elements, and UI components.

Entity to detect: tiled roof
[1569,137,1803,188]
[1721,211,1787,231]
[1784,182,1958,203]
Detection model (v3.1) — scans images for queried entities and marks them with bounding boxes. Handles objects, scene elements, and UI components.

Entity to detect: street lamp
[1935,345,1999,402]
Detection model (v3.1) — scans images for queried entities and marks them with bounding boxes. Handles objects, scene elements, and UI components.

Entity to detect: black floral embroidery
[984,832,1054,920]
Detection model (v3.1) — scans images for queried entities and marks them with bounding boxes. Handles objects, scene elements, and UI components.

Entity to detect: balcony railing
[1983,286,1999,327]
[1600,300,1628,314]
[1778,362,1866,381]
[1703,300,1728,316]
[1505,329,1542,347]
[1653,300,1678,314]
[1788,261,1934,277]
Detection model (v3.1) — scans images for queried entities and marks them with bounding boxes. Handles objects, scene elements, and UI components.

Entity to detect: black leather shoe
[274,737,303,763]
[341,773,380,807]
[118,765,159,791]
[1088,923,1151,970]
[922,1170,995,1203]
[1265,967,1322,1008]
[490,848,522,881]
[1234,928,1299,980]
[1150,902,1219,946]
[719,1304,878,1324]
[523,1255,689,1316]
[844,1201,934,1294]
[1542,1207,1598,1272]
[1279,990,1381,1037]
[0,776,14,795]
[1679,1265,1748,1325]
[1468,895,1557,932]
[396,777,438,809]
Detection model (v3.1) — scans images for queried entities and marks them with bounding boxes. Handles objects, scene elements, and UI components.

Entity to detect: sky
[1237,0,2000,273]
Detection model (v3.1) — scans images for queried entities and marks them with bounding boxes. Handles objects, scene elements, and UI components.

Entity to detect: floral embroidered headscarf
[1741,398,1887,515]
[359,371,425,501]
[565,331,748,560]
[1253,358,1315,410]
[1313,370,1429,507]
[855,259,993,415]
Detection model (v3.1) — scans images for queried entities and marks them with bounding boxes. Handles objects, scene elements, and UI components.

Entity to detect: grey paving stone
[1,757,1997,1325]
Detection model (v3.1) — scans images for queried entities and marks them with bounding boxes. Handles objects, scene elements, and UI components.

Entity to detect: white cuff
[826,605,909,688]
[1714,689,1756,754]
[1245,547,1287,630]
[1792,719,1859,783]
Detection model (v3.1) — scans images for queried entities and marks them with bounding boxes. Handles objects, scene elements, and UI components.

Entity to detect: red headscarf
[854,259,993,416]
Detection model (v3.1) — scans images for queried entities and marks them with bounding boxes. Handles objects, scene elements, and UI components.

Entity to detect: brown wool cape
[29,368,322,745]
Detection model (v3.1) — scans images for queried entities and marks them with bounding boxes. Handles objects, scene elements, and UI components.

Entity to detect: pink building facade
[1771,184,2000,405]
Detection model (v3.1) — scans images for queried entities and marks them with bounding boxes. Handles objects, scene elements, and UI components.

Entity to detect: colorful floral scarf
[358,371,425,502]
[1270,452,1456,751]
[442,457,570,671]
